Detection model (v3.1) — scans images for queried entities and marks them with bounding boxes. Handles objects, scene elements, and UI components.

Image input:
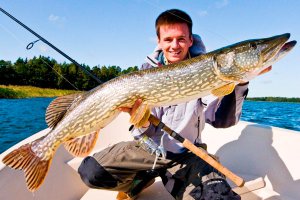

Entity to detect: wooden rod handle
[183,139,244,187]
[148,114,245,187]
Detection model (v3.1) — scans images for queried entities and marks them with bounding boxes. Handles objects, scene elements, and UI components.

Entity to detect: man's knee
[78,156,118,189]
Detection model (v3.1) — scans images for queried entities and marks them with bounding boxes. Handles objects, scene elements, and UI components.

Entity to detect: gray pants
[78,141,238,199]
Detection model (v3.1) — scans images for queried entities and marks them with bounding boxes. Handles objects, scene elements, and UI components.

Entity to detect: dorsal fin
[64,130,100,157]
[45,93,83,128]
[211,83,235,97]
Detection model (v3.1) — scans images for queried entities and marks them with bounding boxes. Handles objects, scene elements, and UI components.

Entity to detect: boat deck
[1,113,300,199]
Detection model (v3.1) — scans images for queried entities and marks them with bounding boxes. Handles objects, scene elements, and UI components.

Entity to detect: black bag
[190,178,241,200]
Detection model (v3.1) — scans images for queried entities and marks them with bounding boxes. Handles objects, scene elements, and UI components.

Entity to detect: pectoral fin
[211,83,235,97]
[64,130,100,157]
[130,103,151,128]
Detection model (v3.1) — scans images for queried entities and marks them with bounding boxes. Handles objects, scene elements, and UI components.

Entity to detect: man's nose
[171,39,180,48]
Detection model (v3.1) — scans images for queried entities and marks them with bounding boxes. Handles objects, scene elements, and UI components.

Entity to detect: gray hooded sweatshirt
[132,34,249,153]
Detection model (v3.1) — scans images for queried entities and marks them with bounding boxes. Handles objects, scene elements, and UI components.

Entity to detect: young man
[78,9,265,200]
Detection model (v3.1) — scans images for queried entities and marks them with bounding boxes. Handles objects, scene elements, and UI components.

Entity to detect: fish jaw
[258,33,290,64]
[262,40,297,69]
[212,33,294,82]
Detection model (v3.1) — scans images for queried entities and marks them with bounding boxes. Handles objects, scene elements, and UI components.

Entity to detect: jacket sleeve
[140,62,153,70]
[205,83,249,128]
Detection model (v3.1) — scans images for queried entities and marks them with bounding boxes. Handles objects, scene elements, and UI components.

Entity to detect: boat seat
[67,148,106,170]
[67,157,85,171]
[229,173,266,195]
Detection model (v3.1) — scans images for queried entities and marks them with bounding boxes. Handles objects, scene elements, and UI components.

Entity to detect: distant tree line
[0,56,138,91]
[246,97,300,103]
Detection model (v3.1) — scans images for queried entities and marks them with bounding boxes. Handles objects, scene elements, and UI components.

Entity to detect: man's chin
[168,57,183,63]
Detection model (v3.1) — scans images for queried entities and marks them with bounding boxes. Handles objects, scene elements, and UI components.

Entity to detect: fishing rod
[0,7,103,84]
[148,114,245,187]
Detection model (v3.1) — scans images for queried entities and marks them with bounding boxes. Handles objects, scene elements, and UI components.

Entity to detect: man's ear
[189,35,194,47]
[157,37,162,48]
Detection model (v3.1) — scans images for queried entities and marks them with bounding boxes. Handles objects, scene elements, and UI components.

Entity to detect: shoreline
[0,85,78,98]
[1,85,299,103]
[245,97,300,103]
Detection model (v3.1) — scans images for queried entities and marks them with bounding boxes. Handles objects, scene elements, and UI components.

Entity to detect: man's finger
[118,107,131,113]
[131,99,143,115]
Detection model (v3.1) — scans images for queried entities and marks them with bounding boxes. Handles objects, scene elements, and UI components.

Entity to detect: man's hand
[119,99,150,128]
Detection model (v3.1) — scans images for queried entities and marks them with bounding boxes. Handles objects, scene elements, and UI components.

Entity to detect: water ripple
[0,98,53,153]
[241,101,300,131]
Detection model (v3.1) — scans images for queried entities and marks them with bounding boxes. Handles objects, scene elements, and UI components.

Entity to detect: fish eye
[213,56,217,62]
[250,43,257,49]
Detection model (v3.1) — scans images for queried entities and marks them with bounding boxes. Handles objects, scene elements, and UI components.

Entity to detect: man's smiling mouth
[169,51,181,55]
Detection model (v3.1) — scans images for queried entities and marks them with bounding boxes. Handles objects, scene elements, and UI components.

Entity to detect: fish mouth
[262,33,291,62]
[262,38,297,69]
[279,40,297,55]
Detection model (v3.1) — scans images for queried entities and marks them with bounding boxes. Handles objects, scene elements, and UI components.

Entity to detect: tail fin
[2,144,52,192]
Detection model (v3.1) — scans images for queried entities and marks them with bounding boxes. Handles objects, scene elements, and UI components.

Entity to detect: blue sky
[0,0,299,97]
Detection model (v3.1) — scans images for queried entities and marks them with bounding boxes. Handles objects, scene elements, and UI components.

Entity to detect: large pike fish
[2,33,296,191]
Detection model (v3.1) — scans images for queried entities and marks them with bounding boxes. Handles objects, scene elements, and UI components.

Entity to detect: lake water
[0,98,299,153]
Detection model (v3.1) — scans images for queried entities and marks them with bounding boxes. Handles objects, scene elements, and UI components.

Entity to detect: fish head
[213,33,296,82]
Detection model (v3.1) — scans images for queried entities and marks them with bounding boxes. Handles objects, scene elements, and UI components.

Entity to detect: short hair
[155,9,193,39]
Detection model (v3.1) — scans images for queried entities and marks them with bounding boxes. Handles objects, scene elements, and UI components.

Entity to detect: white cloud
[48,14,60,22]
[48,14,66,27]
[215,0,229,9]
[198,10,208,17]
[39,44,48,53]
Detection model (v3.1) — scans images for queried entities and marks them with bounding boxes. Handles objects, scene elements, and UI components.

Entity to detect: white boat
[1,113,299,200]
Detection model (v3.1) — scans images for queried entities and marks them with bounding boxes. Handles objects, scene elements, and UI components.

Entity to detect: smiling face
[158,23,193,64]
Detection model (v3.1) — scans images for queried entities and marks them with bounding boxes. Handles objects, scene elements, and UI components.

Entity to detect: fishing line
[140,0,230,43]
[36,56,80,91]
[0,22,25,45]
[141,0,192,24]
[0,22,79,91]
[0,7,103,84]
